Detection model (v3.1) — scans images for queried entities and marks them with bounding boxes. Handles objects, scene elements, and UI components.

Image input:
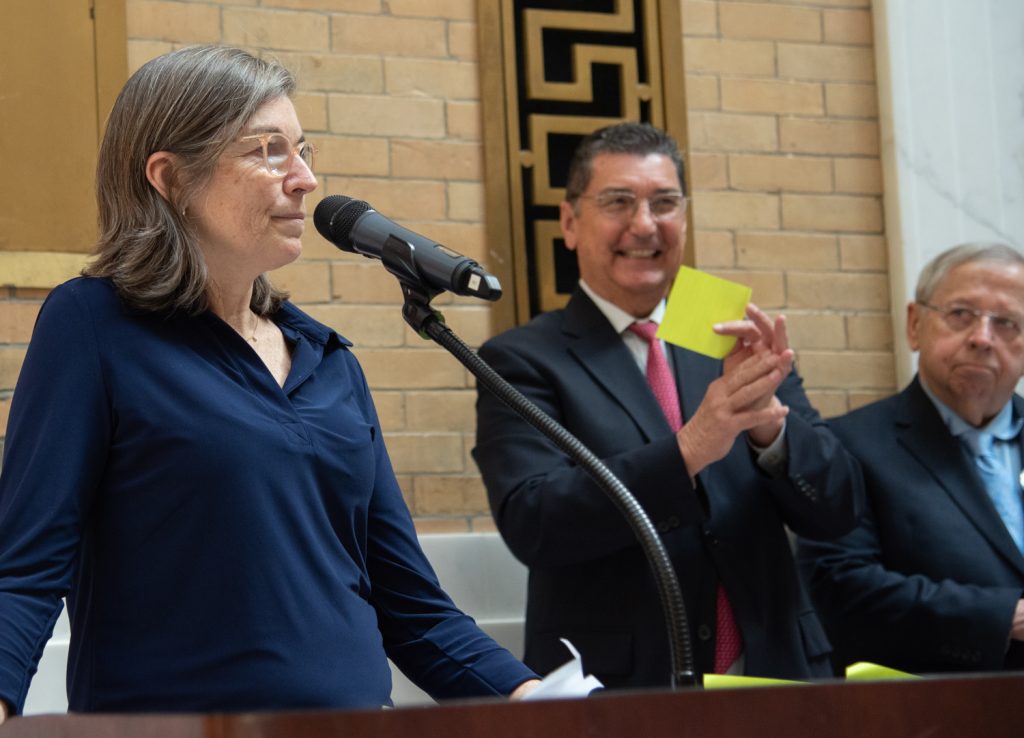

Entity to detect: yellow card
[657,266,752,359]
[844,662,918,681]
[703,674,804,689]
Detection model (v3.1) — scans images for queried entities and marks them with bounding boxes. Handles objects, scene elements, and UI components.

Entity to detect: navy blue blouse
[0,277,533,714]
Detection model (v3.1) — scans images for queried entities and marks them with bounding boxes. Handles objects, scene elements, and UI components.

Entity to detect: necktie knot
[628,321,659,343]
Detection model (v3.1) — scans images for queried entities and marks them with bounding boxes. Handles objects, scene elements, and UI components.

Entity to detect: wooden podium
[4,673,1023,737]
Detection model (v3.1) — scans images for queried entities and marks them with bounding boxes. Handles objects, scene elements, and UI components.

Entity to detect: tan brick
[301,222,343,260]
[782,194,882,233]
[447,101,482,140]
[13,289,50,300]
[448,21,478,60]
[683,39,776,76]
[387,433,464,473]
[692,231,735,269]
[840,235,888,271]
[0,396,10,438]
[835,157,882,194]
[469,516,498,532]
[448,182,484,222]
[414,475,489,516]
[331,16,448,58]
[293,92,328,132]
[126,1,220,44]
[710,270,786,309]
[787,272,889,310]
[406,390,476,432]
[271,53,383,93]
[127,40,174,73]
[686,75,720,110]
[736,232,839,270]
[323,177,447,221]
[847,314,894,350]
[784,312,846,349]
[721,78,824,116]
[824,9,873,45]
[778,43,875,82]
[0,303,41,343]
[692,191,780,230]
[354,348,469,388]
[848,390,896,411]
[331,262,406,303]
[385,58,479,100]
[414,518,471,534]
[0,348,27,390]
[305,305,406,346]
[392,140,482,180]
[688,112,778,153]
[683,0,719,36]
[264,0,379,10]
[729,154,833,193]
[396,473,417,512]
[796,350,895,390]
[372,390,405,432]
[328,94,446,138]
[780,118,879,156]
[223,8,329,51]
[825,83,879,118]
[720,3,821,42]
[806,390,848,418]
[690,153,729,189]
[316,135,391,176]
[271,260,331,302]
[387,0,475,19]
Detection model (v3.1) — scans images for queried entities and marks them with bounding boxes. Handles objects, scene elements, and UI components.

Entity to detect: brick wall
[0,0,896,530]
[684,0,894,418]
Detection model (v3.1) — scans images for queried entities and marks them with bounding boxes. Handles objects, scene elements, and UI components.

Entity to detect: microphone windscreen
[313,195,371,250]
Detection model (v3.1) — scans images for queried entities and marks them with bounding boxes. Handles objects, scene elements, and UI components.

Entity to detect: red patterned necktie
[627,321,744,674]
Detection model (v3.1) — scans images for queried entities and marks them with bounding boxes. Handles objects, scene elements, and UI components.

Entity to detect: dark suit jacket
[473,288,863,688]
[798,376,1024,673]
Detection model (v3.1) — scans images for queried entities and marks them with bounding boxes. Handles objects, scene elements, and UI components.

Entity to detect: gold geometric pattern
[479,0,687,324]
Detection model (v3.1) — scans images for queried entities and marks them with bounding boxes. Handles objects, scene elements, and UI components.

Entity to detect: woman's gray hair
[85,45,295,315]
[915,242,1024,303]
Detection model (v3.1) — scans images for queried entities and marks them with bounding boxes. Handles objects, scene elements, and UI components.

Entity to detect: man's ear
[560,200,578,251]
[145,151,178,205]
[906,301,921,352]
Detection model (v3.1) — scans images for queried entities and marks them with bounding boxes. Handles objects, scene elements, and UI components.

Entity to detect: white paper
[521,638,603,700]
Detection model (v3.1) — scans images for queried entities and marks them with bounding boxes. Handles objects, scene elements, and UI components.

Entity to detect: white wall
[874,0,1024,385]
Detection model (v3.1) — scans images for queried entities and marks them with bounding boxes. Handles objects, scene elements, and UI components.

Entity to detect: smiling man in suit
[473,122,863,688]
[800,242,1024,674]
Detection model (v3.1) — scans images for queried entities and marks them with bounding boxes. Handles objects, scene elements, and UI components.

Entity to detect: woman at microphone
[0,45,537,721]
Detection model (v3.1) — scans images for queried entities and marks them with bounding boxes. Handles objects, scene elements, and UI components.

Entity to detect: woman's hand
[509,678,542,700]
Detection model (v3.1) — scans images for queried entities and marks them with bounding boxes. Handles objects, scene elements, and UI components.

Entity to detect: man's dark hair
[564,122,687,205]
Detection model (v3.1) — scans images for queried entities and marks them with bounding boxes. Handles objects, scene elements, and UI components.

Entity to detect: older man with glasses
[800,242,1024,675]
[473,122,863,689]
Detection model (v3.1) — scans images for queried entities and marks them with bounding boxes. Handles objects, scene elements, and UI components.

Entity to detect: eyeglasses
[239,132,316,176]
[918,302,1024,342]
[577,190,686,221]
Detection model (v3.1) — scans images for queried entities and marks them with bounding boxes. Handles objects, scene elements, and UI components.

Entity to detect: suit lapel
[896,379,1024,576]
[563,290,673,441]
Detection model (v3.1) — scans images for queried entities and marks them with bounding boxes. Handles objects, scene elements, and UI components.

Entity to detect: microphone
[313,195,502,301]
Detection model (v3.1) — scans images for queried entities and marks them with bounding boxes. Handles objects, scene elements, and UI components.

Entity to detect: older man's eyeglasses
[577,190,686,221]
[239,133,316,176]
[918,302,1024,342]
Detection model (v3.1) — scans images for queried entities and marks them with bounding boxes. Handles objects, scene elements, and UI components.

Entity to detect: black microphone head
[314,195,372,252]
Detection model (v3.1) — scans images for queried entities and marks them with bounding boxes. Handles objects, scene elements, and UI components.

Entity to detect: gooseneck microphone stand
[386,239,697,689]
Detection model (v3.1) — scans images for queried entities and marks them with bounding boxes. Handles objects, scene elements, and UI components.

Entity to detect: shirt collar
[579,280,666,335]
[275,301,352,348]
[919,375,1021,442]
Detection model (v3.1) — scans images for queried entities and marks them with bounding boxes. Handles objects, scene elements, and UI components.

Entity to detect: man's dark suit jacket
[799,377,1024,674]
[473,288,863,688]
